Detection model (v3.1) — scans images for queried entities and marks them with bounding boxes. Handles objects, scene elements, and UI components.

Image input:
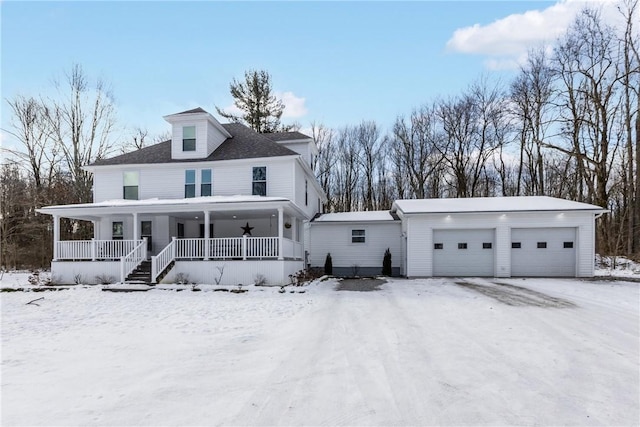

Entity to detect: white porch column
[204,211,210,260]
[92,220,99,239]
[278,207,284,260]
[52,215,60,261]
[291,217,298,241]
[132,212,139,241]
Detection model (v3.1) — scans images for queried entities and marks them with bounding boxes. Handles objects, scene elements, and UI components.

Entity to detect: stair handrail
[120,238,147,283]
[151,237,176,284]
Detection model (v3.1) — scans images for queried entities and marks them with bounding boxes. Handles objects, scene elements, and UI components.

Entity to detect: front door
[141,221,152,253]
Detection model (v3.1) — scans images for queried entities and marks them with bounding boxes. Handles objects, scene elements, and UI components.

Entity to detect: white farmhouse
[38,108,606,284]
[38,108,325,285]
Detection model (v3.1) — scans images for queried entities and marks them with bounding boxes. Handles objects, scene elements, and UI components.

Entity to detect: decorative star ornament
[241,222,254,236]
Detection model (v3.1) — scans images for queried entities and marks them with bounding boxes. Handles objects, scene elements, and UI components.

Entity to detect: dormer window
[183,126,196,151]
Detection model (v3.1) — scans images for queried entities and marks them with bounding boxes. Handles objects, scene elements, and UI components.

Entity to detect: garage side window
[434,243,443,249]
[564,242,574,248]
[458,243,467,249]
[537,242,547,249]
[512,242,521,248]
[351,229,365,243]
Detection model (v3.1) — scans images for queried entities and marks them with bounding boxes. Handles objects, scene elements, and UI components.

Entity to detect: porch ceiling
[36,196,309,222]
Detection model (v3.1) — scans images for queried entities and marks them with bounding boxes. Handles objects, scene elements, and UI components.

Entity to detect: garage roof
[313,211,398,222]
[392,196,605,214]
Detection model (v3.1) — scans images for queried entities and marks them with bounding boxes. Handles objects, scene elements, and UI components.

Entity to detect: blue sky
[1,0,612,144]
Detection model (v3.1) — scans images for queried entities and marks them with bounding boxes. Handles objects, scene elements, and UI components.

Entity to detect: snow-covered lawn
[2,277,638,426]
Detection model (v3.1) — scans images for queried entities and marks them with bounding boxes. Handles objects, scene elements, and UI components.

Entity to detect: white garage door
[433,229,495,276]
[511,228,576,277]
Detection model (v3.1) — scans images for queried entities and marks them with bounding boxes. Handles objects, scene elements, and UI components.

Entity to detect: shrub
[95,274,115,285]
[174,272,190,284]
[382,248,392,276]
[324,253,333,275]
[254,274,267,286]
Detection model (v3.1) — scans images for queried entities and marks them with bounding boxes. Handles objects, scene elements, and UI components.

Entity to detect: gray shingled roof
[173,107,208,115]
[90,123,298,166]
[267,131,312,142]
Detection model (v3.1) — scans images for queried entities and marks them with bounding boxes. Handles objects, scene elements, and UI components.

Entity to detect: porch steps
[125,260,152,284]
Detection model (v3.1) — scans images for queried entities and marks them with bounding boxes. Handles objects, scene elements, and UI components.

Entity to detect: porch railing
[175,237,284,260]
[151,238,176,284]
[56,239,143,260]
[120,239,147,283]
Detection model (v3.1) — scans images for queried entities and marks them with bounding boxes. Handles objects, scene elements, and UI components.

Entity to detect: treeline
[312,6,639,257]
[1,4,638,269]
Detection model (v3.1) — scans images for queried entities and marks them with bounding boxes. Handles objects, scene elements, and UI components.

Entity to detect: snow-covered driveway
[2,278,638,426]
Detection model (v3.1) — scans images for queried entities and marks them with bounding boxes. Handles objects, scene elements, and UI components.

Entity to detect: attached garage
[511,227,577,277]
[390,196,605,278]
[433,229,495,276]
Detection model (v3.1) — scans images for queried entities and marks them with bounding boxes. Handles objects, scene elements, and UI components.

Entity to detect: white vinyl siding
[309,222,402,272]
[294,161,322,218]
[92,158,296,202]
[403,211,596,278]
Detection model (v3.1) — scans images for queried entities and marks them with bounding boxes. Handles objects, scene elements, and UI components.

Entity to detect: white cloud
[446,0,618,69]
[277,91,308,119]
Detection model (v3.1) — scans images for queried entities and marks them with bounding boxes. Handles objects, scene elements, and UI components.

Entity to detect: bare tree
[44,64,117,203]
[4,95,58,191]
[389,104,446,199]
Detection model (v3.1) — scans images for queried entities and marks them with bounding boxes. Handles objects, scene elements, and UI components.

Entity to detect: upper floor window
[185,170,196,198]
[201,169,212,197]
[183,126,196,151]
[123,171,138,200]
[252,166,266,196]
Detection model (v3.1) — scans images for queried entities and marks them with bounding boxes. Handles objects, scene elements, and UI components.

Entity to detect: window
[434,243,443,250]
[185,170,196,198]
[201,169,212,197]
[183,126,196,151]
[564,241,574,249]
[123,172,139,200]
[512,242,521,249]
[537,242,547,249]
[141,221,152,251]
[112,222,123,240]
[483,242,492,249]
[458,243,467,249]
[305,180,308,206]
[351,229,366,243]
[252,166,267,196]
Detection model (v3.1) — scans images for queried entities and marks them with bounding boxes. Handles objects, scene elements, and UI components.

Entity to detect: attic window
[183,126,196,151]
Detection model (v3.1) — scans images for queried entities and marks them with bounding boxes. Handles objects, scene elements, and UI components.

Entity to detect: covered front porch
[38,196,308,285]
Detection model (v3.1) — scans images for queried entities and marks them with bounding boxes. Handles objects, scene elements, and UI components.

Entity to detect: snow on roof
[392,196,605,214]
[40,195,290,210]
[314,211,397,222]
